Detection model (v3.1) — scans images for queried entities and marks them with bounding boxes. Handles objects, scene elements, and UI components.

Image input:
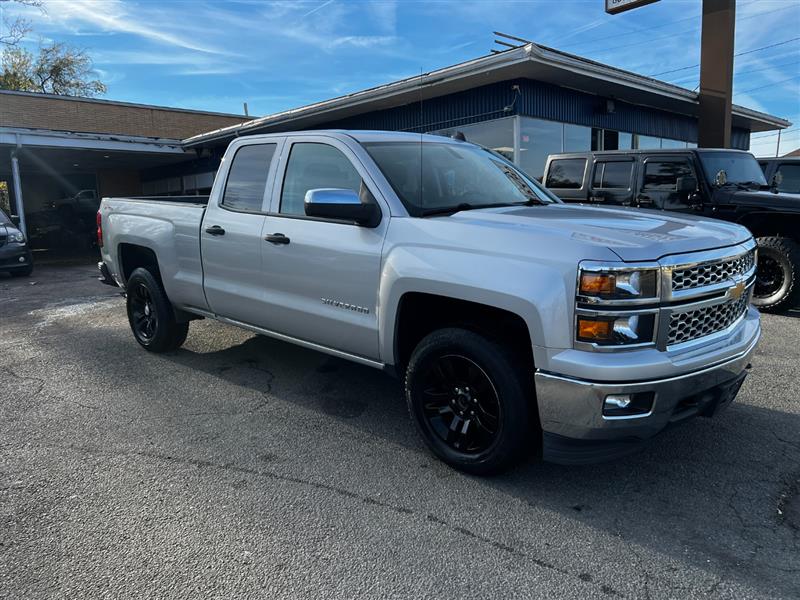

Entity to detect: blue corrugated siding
[317,78,750,148]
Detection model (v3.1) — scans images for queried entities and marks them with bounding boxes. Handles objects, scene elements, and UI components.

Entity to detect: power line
[735,74,800,96]
[650,36,800,77]
[560,3,795,59]
[667,59,800,85]
[751,127,799,140]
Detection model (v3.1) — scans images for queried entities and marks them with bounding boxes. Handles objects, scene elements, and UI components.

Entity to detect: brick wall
[0,91,251,139]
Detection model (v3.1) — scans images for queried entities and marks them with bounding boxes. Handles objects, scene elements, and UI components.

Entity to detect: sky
[4,0,800,156]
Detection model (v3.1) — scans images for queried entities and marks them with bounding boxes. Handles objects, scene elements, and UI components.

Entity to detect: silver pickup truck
[98,131,761,474]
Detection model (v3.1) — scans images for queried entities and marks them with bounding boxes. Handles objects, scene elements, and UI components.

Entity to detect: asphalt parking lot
[1,263,798,599]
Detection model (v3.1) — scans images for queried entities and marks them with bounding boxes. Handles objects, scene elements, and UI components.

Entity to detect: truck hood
[727,187,800,209]
[449,204,751,262]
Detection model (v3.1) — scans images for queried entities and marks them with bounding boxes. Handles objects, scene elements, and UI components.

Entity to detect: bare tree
[1,42,107,96]
[0,0,44,48]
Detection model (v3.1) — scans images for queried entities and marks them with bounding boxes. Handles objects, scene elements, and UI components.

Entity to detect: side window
[775,164,800,193]
[280,143,362,216]
[222,144,277,211]
[758,161,768,175]
[545,159,586,189]
[643,160,693,190]
[592,162,633,189]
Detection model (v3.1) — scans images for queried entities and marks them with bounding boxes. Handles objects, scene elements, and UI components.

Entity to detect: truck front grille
[667,295,749,346]
[671,249,755,293]
[0,234,6,248]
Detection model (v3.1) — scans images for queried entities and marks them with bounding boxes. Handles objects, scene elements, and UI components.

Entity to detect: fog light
[18,256,25,263]
[603,392,654,418]
[605,395,632,409]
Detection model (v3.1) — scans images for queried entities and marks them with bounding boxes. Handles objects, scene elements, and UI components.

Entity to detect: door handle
[205,225,225,236]
[265,233,290,245]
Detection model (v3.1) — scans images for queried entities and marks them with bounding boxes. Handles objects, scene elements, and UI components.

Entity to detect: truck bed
[101,196,209,311]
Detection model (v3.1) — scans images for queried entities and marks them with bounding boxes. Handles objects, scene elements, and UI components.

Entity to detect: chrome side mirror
[304,188,380,227]
[714,169,728,187]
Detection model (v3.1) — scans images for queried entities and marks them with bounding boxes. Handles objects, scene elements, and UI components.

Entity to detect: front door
[636,155,699,212]
[259,136,388,361]
[202,140,281,326]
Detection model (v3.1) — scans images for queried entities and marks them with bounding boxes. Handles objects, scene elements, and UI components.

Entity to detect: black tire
[126,267,189,352]
[9,264,33,277]
[405,328,536,475]
[752,236,800,313]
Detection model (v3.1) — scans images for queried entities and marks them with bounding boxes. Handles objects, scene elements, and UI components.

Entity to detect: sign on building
[605,0,660,15]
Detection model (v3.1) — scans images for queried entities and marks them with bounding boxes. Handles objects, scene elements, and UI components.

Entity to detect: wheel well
[118,244,161,285]
[394,292,534,374]
[739,213,800,242]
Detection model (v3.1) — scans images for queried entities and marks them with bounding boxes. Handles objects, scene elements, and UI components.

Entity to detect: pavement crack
[52,441,621,597]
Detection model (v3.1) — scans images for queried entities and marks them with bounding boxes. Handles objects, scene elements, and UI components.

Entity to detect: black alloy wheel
[405,328,535,475]
[125,267,189,352]
[421,354,502,455]
[129,282,157,342]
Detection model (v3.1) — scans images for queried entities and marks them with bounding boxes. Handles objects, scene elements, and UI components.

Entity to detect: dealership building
[1,42,791,257]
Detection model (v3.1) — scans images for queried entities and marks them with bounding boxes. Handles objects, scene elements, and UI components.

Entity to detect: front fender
[378,245,574,365]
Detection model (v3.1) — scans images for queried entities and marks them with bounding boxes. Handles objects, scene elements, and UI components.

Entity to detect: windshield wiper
[420,202,522,217]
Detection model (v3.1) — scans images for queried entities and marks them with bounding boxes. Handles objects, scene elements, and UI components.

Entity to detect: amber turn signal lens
[577,317,612,341]
[580,273,615,295]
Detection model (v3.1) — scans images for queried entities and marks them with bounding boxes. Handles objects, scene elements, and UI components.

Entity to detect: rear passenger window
[280,143,361,216]
[222,144,277,211]
[545,159,586,189]
[775,164,800,193]
[643,160,693,190]
[592,162,633,189]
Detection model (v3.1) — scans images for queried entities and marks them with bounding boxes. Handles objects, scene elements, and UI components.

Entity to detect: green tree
[0,42,107,96]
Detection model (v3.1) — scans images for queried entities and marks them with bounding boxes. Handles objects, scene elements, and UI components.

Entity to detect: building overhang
[184,43,791,148]
[0,126,187,155]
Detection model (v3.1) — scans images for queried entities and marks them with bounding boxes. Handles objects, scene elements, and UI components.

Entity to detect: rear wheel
[126,267,188,352]
[405,328,536,475]
[752,236,800,312]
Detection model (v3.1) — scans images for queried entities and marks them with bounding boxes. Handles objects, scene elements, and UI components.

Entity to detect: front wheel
[405,328,536,475]
[752,236,800,312]
[126,267,189,352]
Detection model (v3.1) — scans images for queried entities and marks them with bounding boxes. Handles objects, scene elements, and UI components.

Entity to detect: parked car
[0,207,33,277]
[758,157,800,194]
[52,189,99,219]
[543,149,800,311]
[98,131,760,474]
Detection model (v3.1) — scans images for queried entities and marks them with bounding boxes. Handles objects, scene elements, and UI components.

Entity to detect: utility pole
[697,0,736,148]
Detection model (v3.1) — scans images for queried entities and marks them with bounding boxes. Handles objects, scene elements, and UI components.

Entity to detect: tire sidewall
[753,240,796,310]
[405,328,531,474]
[126,268,174,351]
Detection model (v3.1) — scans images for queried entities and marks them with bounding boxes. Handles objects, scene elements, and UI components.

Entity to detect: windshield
[362,141,558,216]
[698,152,768,186]
[0,208,11,226]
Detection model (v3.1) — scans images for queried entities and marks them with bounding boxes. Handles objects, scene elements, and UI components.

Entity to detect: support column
[697,0,736,148]
[10,150,27,237]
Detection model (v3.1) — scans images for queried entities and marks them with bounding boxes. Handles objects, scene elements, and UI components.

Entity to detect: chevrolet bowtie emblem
[728,281,746,301]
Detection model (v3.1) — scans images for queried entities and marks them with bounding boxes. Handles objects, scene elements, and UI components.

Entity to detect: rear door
[201,138,283,326]
[588,157,636,205]
[258,135,389,360]
[636,155,699,212]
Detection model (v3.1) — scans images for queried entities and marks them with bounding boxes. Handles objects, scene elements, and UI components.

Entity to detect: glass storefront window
[519,118,563,179]
[434,117,515,161]
[661,138,686,149]
[637,135,662,149]
[618,132,634,150]
[565,124,591,152]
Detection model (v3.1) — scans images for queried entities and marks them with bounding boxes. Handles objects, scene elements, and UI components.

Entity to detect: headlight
[578,267,659,301]
[7,230,25,243]
[576,313,656,346]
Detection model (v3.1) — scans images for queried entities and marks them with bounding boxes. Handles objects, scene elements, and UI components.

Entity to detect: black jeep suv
[543,148,800,312]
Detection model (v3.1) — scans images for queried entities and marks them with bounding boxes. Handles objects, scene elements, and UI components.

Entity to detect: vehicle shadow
[45,319,800,598]
[154,329,800,597]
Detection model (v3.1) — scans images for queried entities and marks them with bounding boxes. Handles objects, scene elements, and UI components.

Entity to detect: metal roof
[184,43,791,147]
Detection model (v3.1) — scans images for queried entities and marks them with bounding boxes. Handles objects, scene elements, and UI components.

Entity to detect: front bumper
[0,244,32,270]
[535,311,760,465]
